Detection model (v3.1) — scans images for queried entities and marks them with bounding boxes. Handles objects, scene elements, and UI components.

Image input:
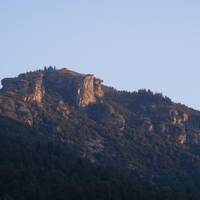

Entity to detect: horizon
[1,1,200,109]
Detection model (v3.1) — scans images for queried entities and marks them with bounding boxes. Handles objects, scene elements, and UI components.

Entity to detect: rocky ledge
[0,67,104,126]
[1,67,104,107]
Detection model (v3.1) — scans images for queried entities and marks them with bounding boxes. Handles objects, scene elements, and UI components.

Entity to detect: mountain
[1,66,200,200]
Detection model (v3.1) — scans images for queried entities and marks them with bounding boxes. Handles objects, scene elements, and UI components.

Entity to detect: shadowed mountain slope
[1,67,200,199]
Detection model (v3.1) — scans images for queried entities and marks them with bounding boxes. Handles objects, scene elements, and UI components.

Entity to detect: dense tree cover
[0,114,200,200]
[104,87,172,112]
[0,117,182,200]
[1,86,200,199]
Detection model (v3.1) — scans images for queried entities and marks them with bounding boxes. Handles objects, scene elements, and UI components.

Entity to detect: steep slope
[1,67,200,199]
[1,117,181,200]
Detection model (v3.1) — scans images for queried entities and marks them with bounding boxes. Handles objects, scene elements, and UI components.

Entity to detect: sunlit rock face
[77,75,96,106]
[169,109,189,126]
[32,78,45,103]
[76,75,104,107]
[2,66,200,149]
[1,68,104,107]
[1,71,45,104]
[0,67,104,126]
[0,71,45,126]
[43,68,104,107]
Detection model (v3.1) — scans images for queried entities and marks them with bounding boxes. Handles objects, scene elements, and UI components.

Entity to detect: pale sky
[0,0,200,109]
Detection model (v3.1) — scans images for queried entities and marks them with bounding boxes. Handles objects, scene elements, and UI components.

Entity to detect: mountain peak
[0,67,104,126]
[1,67,104,107]
[3,67,200,200]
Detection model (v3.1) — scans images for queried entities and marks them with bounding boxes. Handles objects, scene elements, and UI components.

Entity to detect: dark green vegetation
[0,116,198,200]
[1,68,200,199]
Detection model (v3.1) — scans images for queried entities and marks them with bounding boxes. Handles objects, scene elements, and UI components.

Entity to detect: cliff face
[1,68,104,107]
[1,72,45,103]
[1,67,200,148]
[3,68,200,199]
[76,75,104,106]
[0,68,104,126]
[43,69,104,107]
[0,72,46,126]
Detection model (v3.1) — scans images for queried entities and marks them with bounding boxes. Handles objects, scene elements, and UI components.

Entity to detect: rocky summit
[1,67,200,200]
[0,67,104,126]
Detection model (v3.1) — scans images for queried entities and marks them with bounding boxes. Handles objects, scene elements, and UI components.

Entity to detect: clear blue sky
[0,0,200,109]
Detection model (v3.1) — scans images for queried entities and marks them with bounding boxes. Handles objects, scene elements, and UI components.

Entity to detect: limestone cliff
[43,68,104,107]
[77,75,104,106]
[2,66,200,148]
[0,67,104,126]
[1,68,104,107]
[1,71,45,103]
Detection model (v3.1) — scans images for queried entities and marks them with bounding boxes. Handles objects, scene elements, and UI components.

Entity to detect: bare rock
[169,109,189,126]
[44,69,104,107]
[0,68,104,126]
[77,75,102,106]
[177,133,187,144]
[1,71,45,104]
[0,96,33,126]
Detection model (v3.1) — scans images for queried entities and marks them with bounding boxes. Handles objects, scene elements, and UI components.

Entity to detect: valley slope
[1,67,200,200]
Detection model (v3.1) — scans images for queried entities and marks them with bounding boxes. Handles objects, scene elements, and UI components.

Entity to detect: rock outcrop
[1,71,45,103]
[169,109,189,126]
[0,96,33,126]
[1,68,104,107]
[2,66,200,148]
[0,67,104,126]
[77,75,103,107]
[43,68,104,107]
